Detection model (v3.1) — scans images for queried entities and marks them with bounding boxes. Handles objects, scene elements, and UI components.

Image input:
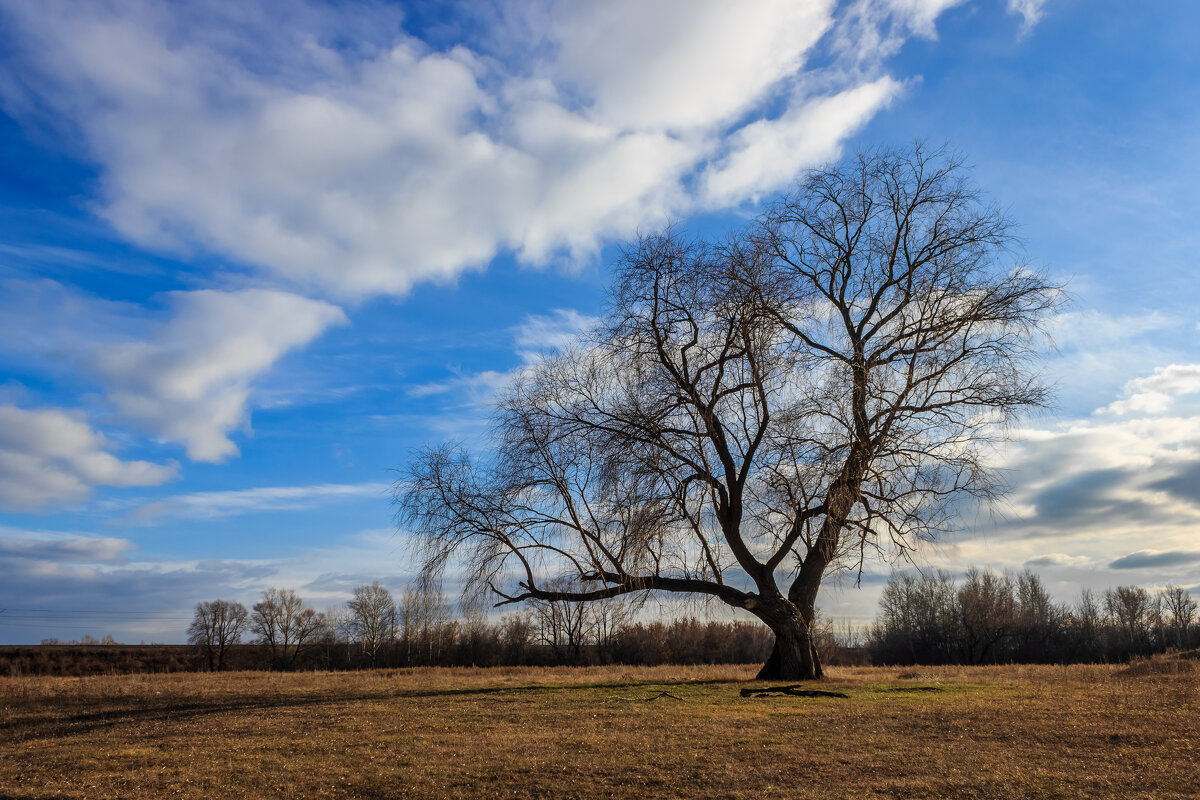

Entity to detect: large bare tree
[400,145,1060,680]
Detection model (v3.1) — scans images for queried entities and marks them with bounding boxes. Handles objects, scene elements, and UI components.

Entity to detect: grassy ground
[1,660,1197,799]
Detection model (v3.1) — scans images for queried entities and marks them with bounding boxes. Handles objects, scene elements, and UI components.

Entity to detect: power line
[0,621,178,631]
[0,608,192,618]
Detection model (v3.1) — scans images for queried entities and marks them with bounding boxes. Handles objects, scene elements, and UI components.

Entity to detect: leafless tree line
[184,581,786,670]
[869,568,1198,665]
[176,569,1196,671]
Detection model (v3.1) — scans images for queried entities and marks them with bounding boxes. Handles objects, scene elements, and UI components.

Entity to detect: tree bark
[753,602,824,681]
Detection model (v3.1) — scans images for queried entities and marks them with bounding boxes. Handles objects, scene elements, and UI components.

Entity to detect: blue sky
[1,0,1198,643]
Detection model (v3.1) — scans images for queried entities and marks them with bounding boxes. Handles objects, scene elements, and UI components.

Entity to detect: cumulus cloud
[1101,363,1200,416]
[93,289,347,461]
[868,402,1200,615]
[549,0,835,131]
[0,0,970,298]
[932,413,1200,590]
[0,0,995,483]
[1040,309,1185,418]
[0,405,176,511]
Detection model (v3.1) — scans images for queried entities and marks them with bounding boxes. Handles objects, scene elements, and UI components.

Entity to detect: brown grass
[1,661,1197,799]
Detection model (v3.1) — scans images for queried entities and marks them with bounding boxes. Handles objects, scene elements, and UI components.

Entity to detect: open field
[1,661,1197,799]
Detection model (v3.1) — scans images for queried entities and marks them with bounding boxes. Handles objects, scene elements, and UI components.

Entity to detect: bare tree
[347,581,396,668]
[591,595,635,663]
[1013,569,1061,660]
[397,583,454,666]
[871,570,957,664]
[251,588,324,669]
[1161,585,1198,650]
[187,599,248,671]
[498,612,533,664]
[400,145,1060,680]
[957,568,1015,664]
[529,578,592,664]
[527,591,632,665]
[1105,585,1153,657]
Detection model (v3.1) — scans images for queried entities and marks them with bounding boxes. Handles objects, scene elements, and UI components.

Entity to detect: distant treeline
[5,582,829,676]
[6,568,1195,676]
[868,568,1198,665]
[1,644,200,676]
[2,619,782,677]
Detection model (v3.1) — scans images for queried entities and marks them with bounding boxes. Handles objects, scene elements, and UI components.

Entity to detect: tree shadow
[2,676,750,741]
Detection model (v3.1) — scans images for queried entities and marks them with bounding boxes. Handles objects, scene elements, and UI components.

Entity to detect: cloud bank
[0,0,1055,526]
[0,0,986,298]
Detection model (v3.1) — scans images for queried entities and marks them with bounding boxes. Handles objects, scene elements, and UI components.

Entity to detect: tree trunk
[754,605,824,681]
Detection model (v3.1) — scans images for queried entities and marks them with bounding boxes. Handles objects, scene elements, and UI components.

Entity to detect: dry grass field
[2,659,1197,799]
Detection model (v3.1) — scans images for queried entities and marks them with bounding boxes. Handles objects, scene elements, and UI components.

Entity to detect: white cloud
[702,77,902,207]
[1025,553,1091,568]
[513,308,599,357]
[1009,415,1200,489]
[1050,309,1177,345]
[953,413,1200,577]
[0,281,348,464]
[881,0,968,38]
[407,368,514,406]
[1007,0,1048,32]
[0,278,148,362]
[0,405,176,511]
[828,0,967,69]
[1042,309,1186,418]
[126,481,391,521]
[410,307,599,409]
[94,289,348,461]
[816,391,1200,625]
[0,0,962,298]
[0,528,133,562]
[1101,364,1200,416]
[550,0,836,131]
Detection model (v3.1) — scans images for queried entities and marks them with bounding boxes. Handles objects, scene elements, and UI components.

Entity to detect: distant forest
[5,567,1196,676]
